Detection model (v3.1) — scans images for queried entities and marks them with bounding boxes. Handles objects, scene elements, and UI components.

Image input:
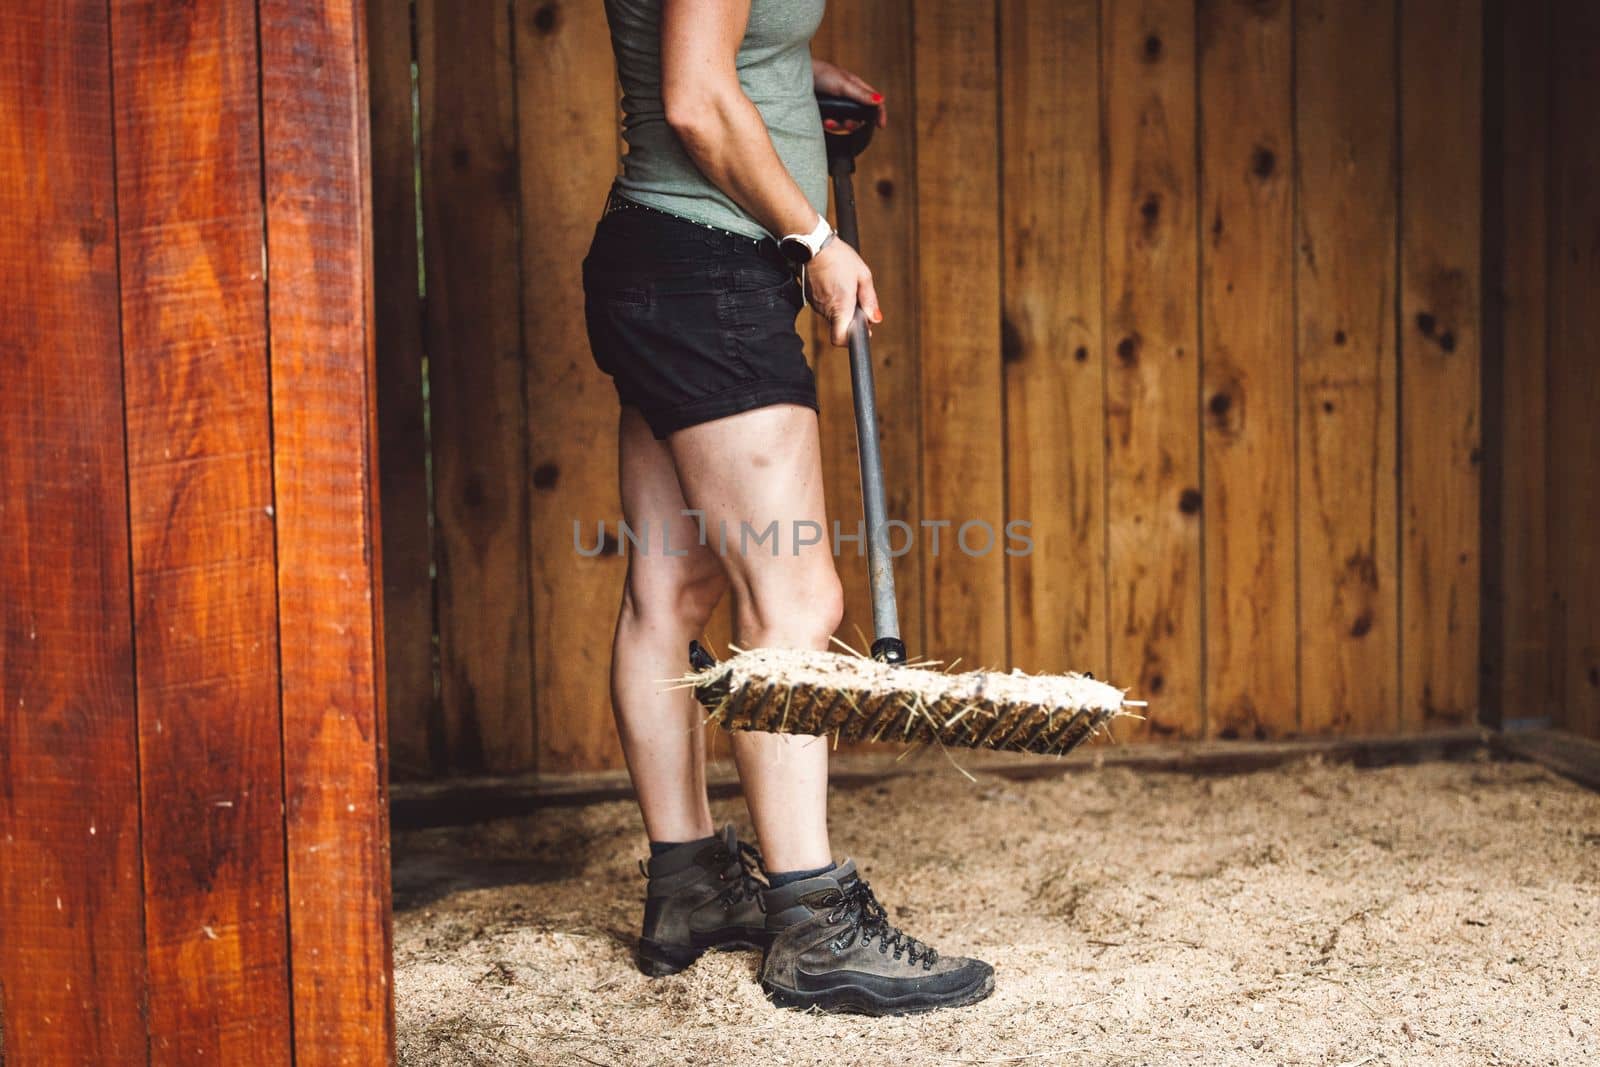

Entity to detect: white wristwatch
[778,214,837,268]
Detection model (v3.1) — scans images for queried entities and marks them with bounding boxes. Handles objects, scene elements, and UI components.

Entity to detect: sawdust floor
[393,754,1600,1066]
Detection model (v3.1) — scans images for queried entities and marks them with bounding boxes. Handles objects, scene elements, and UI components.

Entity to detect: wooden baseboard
[1489,728,1600,792]
[390,728,1490,830]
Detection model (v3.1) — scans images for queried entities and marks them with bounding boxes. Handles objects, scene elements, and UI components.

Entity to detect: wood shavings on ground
[393,755,1600,1066]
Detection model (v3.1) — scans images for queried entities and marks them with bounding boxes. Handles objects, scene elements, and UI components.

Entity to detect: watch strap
[782,214,834,259]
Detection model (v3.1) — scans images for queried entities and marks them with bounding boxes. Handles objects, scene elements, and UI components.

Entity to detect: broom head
[686,645,1134,757]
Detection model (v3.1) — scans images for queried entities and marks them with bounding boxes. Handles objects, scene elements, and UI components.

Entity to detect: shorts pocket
[718,274,803,327]
[728,260,795,294]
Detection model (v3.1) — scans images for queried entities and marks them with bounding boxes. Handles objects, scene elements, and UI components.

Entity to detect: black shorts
[582,193,818,439]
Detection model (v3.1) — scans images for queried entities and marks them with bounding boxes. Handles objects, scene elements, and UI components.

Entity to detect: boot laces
[827,878,938,968]
[716,838,767,905]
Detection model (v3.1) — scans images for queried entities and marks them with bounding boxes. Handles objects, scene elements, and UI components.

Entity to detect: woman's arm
[660,0,881,346]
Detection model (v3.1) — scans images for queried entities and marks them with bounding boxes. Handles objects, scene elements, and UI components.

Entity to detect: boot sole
[762,969,995,1017]
[637,936,766,978]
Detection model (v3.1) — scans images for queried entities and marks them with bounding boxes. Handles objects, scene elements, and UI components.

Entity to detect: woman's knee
[622,560,728,633]
[735,565,844,647]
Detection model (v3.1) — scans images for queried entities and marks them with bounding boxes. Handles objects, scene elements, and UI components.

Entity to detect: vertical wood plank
[417,0,535,773]
[812,0,923,662]
[109,0,293,1060]
[1549,0,1600,739]
[515,0,627,771]
[1000,0,1106,678]
[912,0,1007,670]
[0,3,150,1060]
[369,0,440,778]
[1295,0,1399,735]
[1400,0,1483,731]
[1102,0,1202,735]
[260,0,397,1060]
[1489,0,1552,723]
[1198,0,1297,737]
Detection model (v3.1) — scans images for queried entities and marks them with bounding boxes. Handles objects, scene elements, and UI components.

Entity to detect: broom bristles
[685,646,1134,757]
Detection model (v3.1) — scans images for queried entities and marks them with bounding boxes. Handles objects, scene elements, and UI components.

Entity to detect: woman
[584,0,993,1015]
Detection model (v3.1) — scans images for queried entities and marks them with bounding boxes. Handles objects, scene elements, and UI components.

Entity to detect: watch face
[780,236,814,265]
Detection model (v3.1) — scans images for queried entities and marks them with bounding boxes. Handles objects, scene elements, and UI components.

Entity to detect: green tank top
[604,0,828,241]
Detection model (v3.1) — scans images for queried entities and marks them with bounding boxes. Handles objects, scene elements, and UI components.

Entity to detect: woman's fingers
[844,74,888,127]
[857,272,882,327]
[829,302,851,348]
[843,72,879,101]
[815,59,888,128]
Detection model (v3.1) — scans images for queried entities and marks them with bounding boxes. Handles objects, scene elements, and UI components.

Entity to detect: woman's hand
[806,239,882,347]
[811,58,887,130]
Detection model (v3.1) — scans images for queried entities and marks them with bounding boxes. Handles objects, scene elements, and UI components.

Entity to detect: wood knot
[532,2,560,33]
[1349,610,1373,638]
[1139,194,1161,225]
[1208,392,1232,417]
[1000,316,1025,364]
[875,178,894,199]
[1415,311,1437,336]
[1343,549,1378,586]
[532,463,559,489]
[1143,34,1163,60]
[1333,329,1347,346]
[1073,346,1089,363]
[1178,488,1202,515]
[1115,335,1140,364]
[1250,146,1276,179]
[79,217,109,249]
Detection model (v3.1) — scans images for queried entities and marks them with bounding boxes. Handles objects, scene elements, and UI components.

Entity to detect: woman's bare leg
[668,404,842,874]
[613,406,725,843]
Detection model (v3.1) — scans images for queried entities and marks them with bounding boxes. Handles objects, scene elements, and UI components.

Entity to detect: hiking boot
[760,860,994,1016]
[637,824,769,977]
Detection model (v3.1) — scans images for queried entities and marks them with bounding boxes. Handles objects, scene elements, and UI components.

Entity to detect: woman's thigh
[666,403,840,627]
[618,407,725,616]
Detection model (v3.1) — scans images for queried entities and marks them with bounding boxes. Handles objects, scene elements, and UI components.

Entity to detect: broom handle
[829,155,908,665]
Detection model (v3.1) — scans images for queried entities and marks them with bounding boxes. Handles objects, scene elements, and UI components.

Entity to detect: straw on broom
[683,94,1141,757]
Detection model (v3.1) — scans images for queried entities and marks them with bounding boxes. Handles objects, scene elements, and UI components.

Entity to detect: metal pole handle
[830,157,906,665]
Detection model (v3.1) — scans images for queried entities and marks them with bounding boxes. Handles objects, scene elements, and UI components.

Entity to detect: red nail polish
[871,93,884,103]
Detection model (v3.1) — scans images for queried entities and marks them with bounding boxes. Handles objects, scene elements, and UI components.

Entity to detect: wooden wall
[0,0,393,1061]
[375,0,1559,778]
[1484,0,1600,741]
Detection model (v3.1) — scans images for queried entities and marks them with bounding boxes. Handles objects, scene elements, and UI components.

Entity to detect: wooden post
[260,1,395,1061]
[0,3,149,1060]
[0,1,394,1061]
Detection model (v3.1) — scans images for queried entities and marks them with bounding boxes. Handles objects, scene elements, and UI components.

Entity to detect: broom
[686,94,1139,756]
